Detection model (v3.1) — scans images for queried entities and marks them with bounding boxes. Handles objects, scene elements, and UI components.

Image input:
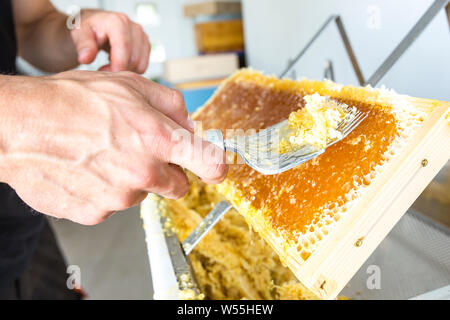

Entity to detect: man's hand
[0,72,228,225]
[72,10,151,73]
[13,0,151,73]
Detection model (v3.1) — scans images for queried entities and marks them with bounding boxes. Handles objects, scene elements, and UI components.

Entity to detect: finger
[71,23,99,64]
[164,127,228,184]
[129,25,145,73]
[106,15,133,72]
[139,109,227,184]
[136,31,151,74]
[137,79,192,131]
[98,65,112,72]
[129,191,148,207]
[143,162,189,199]
[101,190,148,214]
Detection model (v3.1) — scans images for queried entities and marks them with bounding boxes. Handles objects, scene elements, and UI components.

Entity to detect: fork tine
[341,111,364,132]
[346,109,363,123]
[336,108,357,130]
[338,112,362,133]
[336,119,346,130]
[341,112,367,136]
[337,117,350,130]
[345,106,357,115]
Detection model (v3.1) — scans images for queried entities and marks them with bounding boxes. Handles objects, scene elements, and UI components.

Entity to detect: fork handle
[204,129,225,150]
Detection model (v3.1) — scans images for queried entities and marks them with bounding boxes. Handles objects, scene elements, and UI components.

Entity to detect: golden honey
[195,73,396,236]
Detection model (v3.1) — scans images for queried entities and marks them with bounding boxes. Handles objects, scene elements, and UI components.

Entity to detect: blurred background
[17,0,449,299]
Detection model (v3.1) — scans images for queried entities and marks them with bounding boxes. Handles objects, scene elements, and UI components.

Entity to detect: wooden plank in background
[163,53,239,84]
[184,1,242,18]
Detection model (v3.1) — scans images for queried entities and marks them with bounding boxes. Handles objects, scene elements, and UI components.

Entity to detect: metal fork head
[326,106,368,148]
[224,107,367,175]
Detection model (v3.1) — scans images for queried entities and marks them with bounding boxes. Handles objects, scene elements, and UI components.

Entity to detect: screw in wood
[355,238,364,247]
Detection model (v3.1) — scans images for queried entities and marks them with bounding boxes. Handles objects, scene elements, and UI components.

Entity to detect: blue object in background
[157,79,217,113]
[180,86,217,113]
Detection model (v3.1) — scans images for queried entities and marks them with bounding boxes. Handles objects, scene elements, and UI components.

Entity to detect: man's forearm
[14,1,79,72]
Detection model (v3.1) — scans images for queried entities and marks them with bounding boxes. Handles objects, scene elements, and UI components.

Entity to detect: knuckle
[151,121,171,144]
[130,53,140,66]
[166,129,189,158]
[135,23,144,33]
[121,70,139,79]
[166,176,189,199]
[115,13,130,24]
[120,70,140,81]
[113,192,135,210]
[139,119,173,161]
[171,190,187,200]
[99,77,132,96]
[171,90,186,110]
[123,40,132,52]
[176,180,190,198]
[139,169,158,189]
[119,70,133,77]
[205,162,228,182]
[77,212,107,226]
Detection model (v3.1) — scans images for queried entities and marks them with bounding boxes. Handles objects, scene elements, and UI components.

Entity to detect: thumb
[71,25,99,65]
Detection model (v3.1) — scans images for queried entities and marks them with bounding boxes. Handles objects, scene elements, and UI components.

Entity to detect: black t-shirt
[0,0,45,285]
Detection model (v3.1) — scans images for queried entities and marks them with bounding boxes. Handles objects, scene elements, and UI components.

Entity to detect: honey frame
[194,70,450,299]
[266,96,449,299]
[296,97,449,299]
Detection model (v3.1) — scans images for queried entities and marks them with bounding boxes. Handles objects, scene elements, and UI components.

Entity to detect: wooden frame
[193,69,450,299]
[233,98,449,299]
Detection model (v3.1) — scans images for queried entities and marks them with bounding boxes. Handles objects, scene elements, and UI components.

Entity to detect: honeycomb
[279,93,349,152]
[193,69,429,262]
[163,172,321,300]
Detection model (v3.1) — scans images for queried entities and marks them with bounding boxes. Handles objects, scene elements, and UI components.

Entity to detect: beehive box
[189,69,449,299]
[194,19,244,53]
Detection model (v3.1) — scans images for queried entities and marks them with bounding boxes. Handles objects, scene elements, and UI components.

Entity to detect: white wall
[20,0,450,101]
[242,0,450,101]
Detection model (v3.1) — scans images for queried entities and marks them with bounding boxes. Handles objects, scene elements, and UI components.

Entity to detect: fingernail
[187,115,196,131]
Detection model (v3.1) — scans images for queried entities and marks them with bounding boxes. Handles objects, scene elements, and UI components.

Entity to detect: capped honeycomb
[279,93,349,152]
[192,69,430,264]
